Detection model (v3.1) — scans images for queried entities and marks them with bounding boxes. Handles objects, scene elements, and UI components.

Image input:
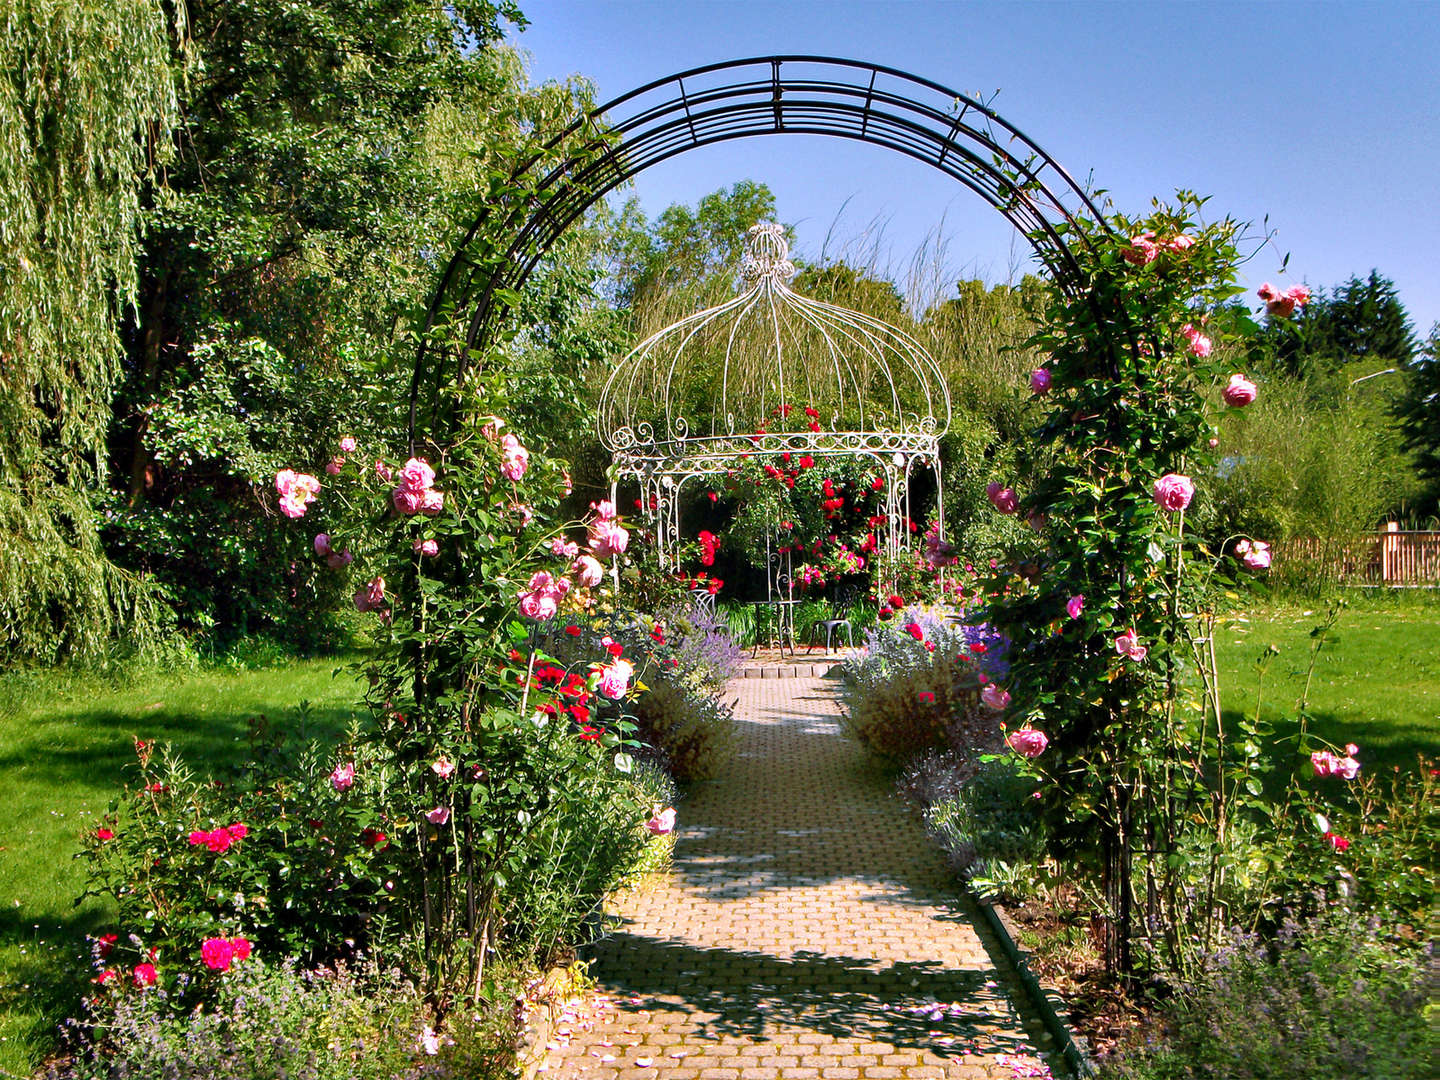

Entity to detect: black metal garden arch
[410,55,1116,436]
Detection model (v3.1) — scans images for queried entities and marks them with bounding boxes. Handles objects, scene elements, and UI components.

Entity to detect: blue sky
[506,1,1439,334]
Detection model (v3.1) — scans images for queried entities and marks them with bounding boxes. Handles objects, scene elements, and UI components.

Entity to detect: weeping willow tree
[0,0,183,662]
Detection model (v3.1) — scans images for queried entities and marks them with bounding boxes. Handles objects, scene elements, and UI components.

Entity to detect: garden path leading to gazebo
[542,674,1062,1080]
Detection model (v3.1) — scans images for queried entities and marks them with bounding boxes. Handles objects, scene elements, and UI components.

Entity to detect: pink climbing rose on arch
[1152,473,1194,512]
[1006,727,1049,758]
[1222,374,1258,407]
[1114,629,1148,663]
[986,482,1019,515]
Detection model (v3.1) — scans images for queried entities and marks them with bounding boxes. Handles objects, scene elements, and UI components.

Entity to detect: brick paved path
[543,677,1060,1080]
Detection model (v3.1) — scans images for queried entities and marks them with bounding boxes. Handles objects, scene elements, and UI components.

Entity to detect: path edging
[517,964,584,1080]
[975,896,1097,1078]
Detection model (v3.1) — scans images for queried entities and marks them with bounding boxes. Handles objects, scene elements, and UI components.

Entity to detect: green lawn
[1214,593,1440,772]
[0,659,363,1078]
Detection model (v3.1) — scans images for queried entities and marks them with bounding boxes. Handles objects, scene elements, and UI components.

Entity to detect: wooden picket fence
[1277,525,1440,587]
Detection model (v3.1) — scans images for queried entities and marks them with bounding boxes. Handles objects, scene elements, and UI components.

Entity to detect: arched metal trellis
[599,222,950,575]
[410,55,1115,437]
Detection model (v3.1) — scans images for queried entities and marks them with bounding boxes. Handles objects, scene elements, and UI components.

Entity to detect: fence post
[1381,521,1399,583]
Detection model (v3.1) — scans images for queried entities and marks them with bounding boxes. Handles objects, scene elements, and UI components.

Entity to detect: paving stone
[545,677,1062,1079]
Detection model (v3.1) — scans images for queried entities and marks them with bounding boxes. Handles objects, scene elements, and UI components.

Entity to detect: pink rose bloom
[325,458,343,476]
[133,962,158,988]
[645,807,676,835]
[398,458,436,493]
[1222,374,1258,407]
[499,437,530,482]
[590,499,618,521]
[414,538,439,557]
[330,761,355,791]
[1114,630,1148,662]
[1066,594,1085,620]
[339,436,357,453]
[314,533,332,556]
[205,829,234,853]
[375,460,392,482]
[431,758,455,779]
[421,488,445,515]
[1007,727,1049,758]
[230,938,251,963]
[986,482,1019,515]
[354,576,385,613]
[326,548,353,570]
[425,806,451,825]
[1235,539,1272,570]
[1337,754,1361,779]
[510,502,532,527]
[1208,437,1220,449]
[1259,281,1302,318]
[1123,232,1159,267]
[201,937,234,971]
[1286,284,1311,307]
[981,684,1011,711]
[275,469,298,496]
[1152,473,1195,512]
[1181,324,1212,358]
[573,554,605,587]
[392,487,424,515]
[550,538,579,558]
[226,823,248,840]
[596,658,635,700]
[589,520,630,559]
[278,494,308,518]
[1167,234,1195,252]
[1029,368,1052,395]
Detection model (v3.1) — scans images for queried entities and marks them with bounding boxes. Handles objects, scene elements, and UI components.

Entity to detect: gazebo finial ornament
[600,223,950,579]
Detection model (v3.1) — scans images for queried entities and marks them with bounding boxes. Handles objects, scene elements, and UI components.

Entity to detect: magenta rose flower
[425,806,451,825]
[392,487,424,515]
[313,533,331,556]
[1114,629,1148,662]
[325,548,353,569]
[1029,368,1052,394]
[1006,727,1049,758]
[201,937,235,971]
[986,482,1019,515]
[1152,473,1195,512]
[1122,232,1159,267]
[1181,323,1212,358]
[573,554,605,587]
[596,658,634,700]
[354,576,386,614]
[981,684,1011,711]
[414,538,439,557]
[339,435,357,453]
[1066,594,1085,620]
[589,520,630,559]
[420,488,444,515]
[1235,539,1271,570]
[330,761,355,791]
[398,457,436,493]
[1222,374,1257,407]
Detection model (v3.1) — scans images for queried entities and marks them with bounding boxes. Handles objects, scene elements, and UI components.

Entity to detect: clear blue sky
[506,0,1439,333]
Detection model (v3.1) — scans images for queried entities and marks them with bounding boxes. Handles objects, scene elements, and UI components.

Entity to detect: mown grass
[0,658,363,1078]
[1214,592,1440,772]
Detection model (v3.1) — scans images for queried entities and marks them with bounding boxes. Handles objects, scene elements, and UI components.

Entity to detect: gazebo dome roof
[598,223,950,459]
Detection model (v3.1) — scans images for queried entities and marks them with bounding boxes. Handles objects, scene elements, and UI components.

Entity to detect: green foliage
[1099,910,1437,1080]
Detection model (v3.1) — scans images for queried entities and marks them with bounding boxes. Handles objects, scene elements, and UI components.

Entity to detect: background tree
[0,0,182,662]
[1395,324,1440,518]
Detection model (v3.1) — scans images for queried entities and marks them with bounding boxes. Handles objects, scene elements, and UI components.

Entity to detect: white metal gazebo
[598,223,951,575]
